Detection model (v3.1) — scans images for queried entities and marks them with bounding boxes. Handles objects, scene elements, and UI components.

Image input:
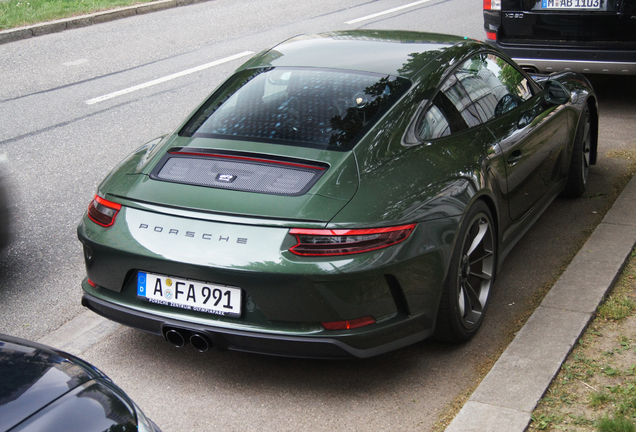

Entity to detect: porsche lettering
[138,224,247,244]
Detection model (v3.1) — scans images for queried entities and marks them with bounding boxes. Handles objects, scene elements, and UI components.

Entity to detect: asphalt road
[0,0,635,430]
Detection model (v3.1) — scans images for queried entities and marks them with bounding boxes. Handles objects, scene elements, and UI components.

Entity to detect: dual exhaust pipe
[164,328,212,353]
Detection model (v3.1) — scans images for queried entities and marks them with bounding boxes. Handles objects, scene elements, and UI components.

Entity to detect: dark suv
[483,0,636,74]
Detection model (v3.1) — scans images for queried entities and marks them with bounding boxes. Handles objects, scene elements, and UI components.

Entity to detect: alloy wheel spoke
[461,280,482,324]
[466,220,489,257]
[583,119,590,146]
[582,114,591,170]
[456,210,495,331]
[469,270,491,281]
[468,250,493,266]
[583,137,591,167]
[461,279,482,313]
[466,309,482,325]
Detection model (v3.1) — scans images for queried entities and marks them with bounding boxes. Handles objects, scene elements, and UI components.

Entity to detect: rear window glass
[180,67,410,151]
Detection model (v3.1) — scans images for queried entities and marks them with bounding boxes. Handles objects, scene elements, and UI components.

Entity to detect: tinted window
[180,68,410,151]
[418,74,481,140]
[456,53,533,122]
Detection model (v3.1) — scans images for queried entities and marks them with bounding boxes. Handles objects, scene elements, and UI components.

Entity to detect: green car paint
[78,30,598,358]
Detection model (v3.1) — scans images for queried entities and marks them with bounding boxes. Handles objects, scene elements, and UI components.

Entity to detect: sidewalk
[445,174,636,432]
[0,0,211,45]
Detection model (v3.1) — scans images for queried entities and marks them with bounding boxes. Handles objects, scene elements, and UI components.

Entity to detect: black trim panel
[81,292,432,359]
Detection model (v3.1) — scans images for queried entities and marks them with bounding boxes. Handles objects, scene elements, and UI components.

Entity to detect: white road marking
[85,51,254,105]
[345,0,436,24]
[64,59,89,66]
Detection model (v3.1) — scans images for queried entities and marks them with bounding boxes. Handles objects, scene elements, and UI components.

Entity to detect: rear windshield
[180,67,410,151]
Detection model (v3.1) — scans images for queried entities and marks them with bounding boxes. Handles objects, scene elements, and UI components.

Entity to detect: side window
[418,74,481,140]
[456,53,534,122]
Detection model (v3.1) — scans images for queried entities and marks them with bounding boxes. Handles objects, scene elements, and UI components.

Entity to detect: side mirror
[494,94,521,117]
[543,80,570,105]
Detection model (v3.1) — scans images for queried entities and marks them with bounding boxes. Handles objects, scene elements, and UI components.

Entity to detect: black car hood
[0,335,100,432]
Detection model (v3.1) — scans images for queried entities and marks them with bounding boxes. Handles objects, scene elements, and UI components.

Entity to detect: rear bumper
[82,290,433,359]
[486,40,636,74]
[77,204,453,358]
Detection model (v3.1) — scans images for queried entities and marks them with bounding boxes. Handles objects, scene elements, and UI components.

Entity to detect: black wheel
[434,201,496,342]
[563,104,591,198]
[0,175,9,253]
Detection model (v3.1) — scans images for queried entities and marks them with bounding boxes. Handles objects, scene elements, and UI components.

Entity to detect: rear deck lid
[105,136,360,223]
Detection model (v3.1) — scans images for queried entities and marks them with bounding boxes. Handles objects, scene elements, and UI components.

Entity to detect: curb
[445,173,636,432]
[37,310,121,356]
[0,0,212,45]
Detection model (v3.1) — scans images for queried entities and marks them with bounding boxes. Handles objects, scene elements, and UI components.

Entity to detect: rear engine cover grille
[151,150,326,196]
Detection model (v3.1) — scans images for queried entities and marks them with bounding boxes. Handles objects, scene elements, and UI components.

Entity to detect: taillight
[289,224,416,256]
[483,0,501,9]
[322,316,376,330]
[87,195,121,227]
[486,31,497,40]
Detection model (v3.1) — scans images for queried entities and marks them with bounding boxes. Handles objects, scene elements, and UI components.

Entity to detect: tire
[563,104,591,198]
[0,176,9,253]
[434,201,496,343]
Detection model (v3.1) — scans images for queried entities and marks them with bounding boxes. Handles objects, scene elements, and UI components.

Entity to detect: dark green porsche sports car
[78,30,598,358]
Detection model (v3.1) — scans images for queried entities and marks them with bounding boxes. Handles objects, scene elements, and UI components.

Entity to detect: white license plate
[137,272,241,317]
[541,0,601,9]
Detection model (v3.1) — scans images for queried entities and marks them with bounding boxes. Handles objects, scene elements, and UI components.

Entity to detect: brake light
[483,0,501,10]
[322,316,376,330]
[289,224,416,256]
[87,195,121,227]
[486,31,497,40]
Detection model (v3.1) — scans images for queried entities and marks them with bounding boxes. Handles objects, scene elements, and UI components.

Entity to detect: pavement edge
[0,0,213,45]
[445,174,636,432]
[36,310,121,356]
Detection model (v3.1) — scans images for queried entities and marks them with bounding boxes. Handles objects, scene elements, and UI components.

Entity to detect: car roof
[240,30,470,79]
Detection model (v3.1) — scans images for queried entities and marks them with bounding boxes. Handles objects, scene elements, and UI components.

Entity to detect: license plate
[541,0,601,9]
[137,272,241,317]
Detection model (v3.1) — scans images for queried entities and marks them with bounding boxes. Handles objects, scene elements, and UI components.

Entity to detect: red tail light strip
[169,150,326,171]
[289,224,416,256]
[87,195,122,227]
